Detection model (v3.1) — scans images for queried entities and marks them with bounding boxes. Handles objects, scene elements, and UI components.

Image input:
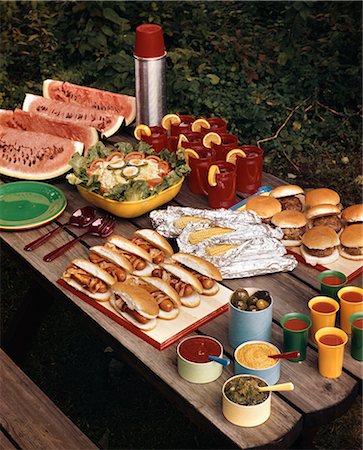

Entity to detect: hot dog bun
[160,263,202,307]
[133,229,174,257]
[110,283,159,331]
[90,246,133,272]
[61,259,114,302]
[171,253,222,296]
[139,276,181,320]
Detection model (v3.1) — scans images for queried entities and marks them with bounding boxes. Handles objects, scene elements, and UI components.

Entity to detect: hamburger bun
[271,210,307,247]
[305,188,340,209]
[110,282,159,331]
[301,226,340,266]
[246,196,282,220]
[341,204,363,224]
[305,204,341,220]
[339,224,363,261]
[269,185,304,198]
[62,259,114,302]
[90,245,133,272]
[133,229,174,257]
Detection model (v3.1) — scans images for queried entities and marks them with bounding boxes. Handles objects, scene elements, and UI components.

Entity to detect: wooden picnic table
[1,135,362,449]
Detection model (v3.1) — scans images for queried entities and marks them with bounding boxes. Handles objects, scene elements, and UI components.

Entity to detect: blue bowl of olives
[229,288,273,348]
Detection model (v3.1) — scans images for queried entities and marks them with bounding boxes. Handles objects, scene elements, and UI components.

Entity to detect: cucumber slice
[121,166,140,179]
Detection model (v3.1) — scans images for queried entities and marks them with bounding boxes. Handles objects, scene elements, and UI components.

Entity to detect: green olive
[231,288,249,303]
[247,295,258,306]
[256,299,270,310]
[247,305,257,311]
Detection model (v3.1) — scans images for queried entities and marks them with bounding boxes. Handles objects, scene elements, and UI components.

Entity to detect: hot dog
[110,283,159,331]
[62,259,114,302]
[152,263,203,308]
[89,245,133,283]
[130,229,174,264]
[105,235,154,276]
[171,253,222,296]
[124,275,181,320]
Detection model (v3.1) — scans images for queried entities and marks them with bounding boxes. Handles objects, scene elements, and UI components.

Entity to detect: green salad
[67,141,190,202]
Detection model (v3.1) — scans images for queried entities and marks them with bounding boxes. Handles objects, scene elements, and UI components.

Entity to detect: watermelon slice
[0,109,98,152]
[0,126,83,180]
[23,94,124,138]
[43,79,136,126]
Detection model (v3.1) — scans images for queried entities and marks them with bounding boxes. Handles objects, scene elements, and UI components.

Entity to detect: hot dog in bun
[151,264,203,307]
[171,253,222,296]
[125,276,181,320]
[105,235,154,276]
[89,245,133,282]
[131,229,174,264]
[110,283,159,331]
[62,259,114,302]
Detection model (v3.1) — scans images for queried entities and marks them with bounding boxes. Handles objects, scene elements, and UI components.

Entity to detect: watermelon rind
[43,79,136,126]
[22,93,124,138]
[0,109,99,152]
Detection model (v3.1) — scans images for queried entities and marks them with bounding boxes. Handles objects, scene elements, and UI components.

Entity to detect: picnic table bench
[0,349,97,450]
[1,133,362,449]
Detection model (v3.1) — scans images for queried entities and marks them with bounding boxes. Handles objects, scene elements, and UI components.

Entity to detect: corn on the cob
[174,216,208,230]
[206,244,238,256]
[188,227,233,245]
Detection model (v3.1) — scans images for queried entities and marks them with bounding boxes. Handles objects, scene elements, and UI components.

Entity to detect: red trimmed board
[58,279,230,351]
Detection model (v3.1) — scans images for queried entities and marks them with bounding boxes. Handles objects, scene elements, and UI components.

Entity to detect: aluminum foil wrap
[150,206,261,238]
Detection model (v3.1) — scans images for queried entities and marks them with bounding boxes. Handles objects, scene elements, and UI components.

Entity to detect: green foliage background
[1,1,362,203]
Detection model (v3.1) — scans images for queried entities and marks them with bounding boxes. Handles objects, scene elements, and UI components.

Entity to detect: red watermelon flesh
[43,79,136,126]
[0,109,98,152]
[0,126,83,180]
[23,94,124,138]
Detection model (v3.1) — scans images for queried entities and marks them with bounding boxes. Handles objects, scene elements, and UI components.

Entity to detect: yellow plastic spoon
[258,382,294,392]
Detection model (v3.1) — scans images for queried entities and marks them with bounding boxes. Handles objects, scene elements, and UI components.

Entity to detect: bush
[1,1,361,203]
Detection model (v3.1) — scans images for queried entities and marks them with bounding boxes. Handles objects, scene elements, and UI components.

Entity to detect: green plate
[0,181,67,230]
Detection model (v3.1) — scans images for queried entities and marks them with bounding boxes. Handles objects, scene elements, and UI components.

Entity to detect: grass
[1,245,362,449]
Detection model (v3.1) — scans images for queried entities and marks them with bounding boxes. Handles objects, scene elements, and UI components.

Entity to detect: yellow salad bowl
[76,177,184,218]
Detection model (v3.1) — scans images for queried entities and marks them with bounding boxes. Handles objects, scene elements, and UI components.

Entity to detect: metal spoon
[43,215,116,262]
[24,206,97,251]
[258,382,294,393]
[268,351,301,360]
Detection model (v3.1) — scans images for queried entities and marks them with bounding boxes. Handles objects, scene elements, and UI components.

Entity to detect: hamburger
[269,185,305,211]
[305,204,342,233]
[271,210,307,247]
[89,245,133,282]
[339,224,363,261]
[62,259,114,302]
[171,253,222,296]
[341,204,363,225]
[105,235,154,276]
[110,283,159,331]
[130,229,174,264]
[152,263,203,307]
[305,188,340,209]
[301,226,340,266]
[246,195,282,224]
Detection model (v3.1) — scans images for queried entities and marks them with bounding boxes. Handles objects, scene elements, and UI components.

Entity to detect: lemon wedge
[208,165,220,187]
[184,148,199,162]
[134,124,152,140]
[177,133,189,149]
[202,132,222,148]
[226,148,246,164]
[191,118,210,132]
[161,113,181,130]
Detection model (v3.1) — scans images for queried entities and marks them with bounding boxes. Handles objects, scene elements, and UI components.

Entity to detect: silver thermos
[134,24,166,126]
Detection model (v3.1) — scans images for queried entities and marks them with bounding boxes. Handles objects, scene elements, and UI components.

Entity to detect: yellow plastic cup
[308,296,340,341]
[337,287,363,334]
[315,327,348,378]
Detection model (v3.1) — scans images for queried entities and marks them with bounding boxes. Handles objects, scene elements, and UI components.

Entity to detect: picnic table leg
[1,280,54,364]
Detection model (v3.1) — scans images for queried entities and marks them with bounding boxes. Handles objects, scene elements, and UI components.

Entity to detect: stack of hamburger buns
[62,228,222,331]
[246,185,362,265]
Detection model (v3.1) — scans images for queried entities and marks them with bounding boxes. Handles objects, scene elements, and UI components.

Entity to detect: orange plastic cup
[308,296,340,341]
[338,287,363,334]
[315,327,348,378]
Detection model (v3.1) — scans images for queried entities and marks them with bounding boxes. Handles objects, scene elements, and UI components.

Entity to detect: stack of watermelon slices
[0,80,136,180]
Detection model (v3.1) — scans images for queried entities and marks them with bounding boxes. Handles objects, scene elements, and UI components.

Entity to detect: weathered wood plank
[0,350,97,450]
[0,430,17,450]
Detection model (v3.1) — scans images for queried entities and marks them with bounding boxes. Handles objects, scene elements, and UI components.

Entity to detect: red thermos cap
[134,24,165,58]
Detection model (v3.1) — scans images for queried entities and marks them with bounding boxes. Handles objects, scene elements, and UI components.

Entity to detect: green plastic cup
[350,312,363,361]
[318,270,347,301]
[280,312,312,362]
